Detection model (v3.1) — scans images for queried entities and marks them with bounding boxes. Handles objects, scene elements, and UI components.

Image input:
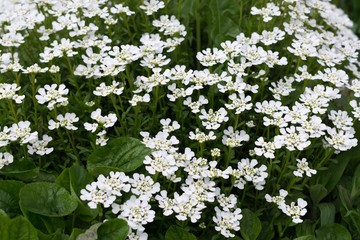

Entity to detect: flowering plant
[0,0,360,239]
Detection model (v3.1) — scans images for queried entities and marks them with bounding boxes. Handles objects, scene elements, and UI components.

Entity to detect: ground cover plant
[0,0,360,239]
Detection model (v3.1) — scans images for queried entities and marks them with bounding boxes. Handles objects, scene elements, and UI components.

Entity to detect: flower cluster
[0,0,359,239]
[265,190,308,223]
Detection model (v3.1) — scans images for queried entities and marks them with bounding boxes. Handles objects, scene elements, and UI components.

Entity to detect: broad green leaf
[0,158,39,181]
[316,224,351,240]
[294,237,316,240]
[318,203,335,227]
[37,229,69,240]
[19,182,78,217]
[0,180,25,217]
[68,228,86,240]
[295,220,316,237]
[0,216,38,240]
[316,146,358,193]
[165,225,197,240]
[351,164,360,200]
[97,219,129,240]
[338,185,352,210]
[76,223,101,240]
[56,165,99,221]
[87,137,151,176]
[56,165,93,196]
[240,209,261,240]
[257,221,275,240]
[19,201,65,235]
[344,209,360,231]
[309,184,328,204]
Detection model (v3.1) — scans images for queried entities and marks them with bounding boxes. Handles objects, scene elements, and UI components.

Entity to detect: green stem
[317,148,335,168]
[276,151,292,187]
[7,99,18,122]
[195,0,201,69]
[66,130,80,164]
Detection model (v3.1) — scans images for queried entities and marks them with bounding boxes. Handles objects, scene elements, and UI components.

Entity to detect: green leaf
[68,228,86,240]
[240,209,261,240]
[318,203,335,227]
[351,164,360,200]
[56,165,99,221]
[97,219,129,240]
[316,224,352,240]
[165,225,197,240]
[295,220,316,237]
[56,164,93,196]
[76,223,101,240]
[257,221,275,240]
[87,137,151,176]
[19,182,78,217]
[0,158,39,181]
[37,229,69,240]
[309,184,328,204]
[294,236,316,240]
[316,147,357,193]
[0,180,25,217]
[338,185,352,210]
[0,216,38,240]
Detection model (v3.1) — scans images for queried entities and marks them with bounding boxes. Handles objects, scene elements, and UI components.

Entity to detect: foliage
[0,0,359,239]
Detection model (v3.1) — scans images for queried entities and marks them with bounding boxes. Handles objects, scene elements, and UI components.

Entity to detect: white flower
[328,110,353,131]
[349,100,360,119]
[0,83,25,103]
[222,126,250,148]
[183,95,208,113]
[155,190,175,216]
[140,0,165,15]
[225,93,252,114]
[36,84,69,110]
[254,136,283,159]
[254,100,286,115]
[160,118,180,132]
[314,68,349,87]
[87,108,117,128]
[115,195,155,232]
[141,131,179,153]
[97,171,131,197]
[199,108,229,130]
[129,94,151,106]
[130,173,160,201]
[153,15,186,36]
[325,127,358,151]
[213,206,242,238]
[279,198,308,224]
[49,113,79,131]
[10,121,38,144]
[293,158,317,177]
[93,81,124,97]
[96,130,109,146]
[27,134,53,155]
[265,189,288,206]
[189,129,216,143]
[298,116,327,138]
[80,182,116,209]
[144,150,178,177]
[127,229,148,240]
[278,126,310,151]
[215,189,237,211]
[196,48,227,66]
[211,148,221,158]
[250,3,281,22]
[172,192,206,223]
[0,152,13,169]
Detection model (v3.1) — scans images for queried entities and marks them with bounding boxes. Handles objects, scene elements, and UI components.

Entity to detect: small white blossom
[293,158,317,177]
